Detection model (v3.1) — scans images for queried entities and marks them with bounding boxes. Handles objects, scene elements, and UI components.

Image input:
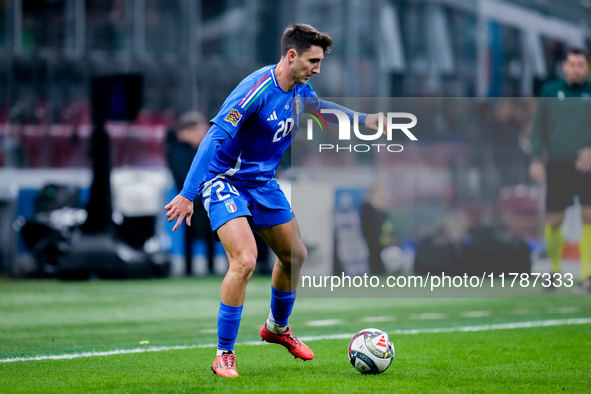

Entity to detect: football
[348,328,395,374]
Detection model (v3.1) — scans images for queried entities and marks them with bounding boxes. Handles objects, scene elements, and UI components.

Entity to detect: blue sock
[268,286,297,328]
[217,302,243,351]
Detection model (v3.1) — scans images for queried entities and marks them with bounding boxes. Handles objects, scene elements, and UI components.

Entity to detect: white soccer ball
[348,328,395,374]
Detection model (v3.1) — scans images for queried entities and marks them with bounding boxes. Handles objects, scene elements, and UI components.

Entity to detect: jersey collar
[270,65,293,94]
[270,66,279,88]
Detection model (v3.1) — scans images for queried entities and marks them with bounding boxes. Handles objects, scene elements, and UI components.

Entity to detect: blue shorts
[202,178,293,236]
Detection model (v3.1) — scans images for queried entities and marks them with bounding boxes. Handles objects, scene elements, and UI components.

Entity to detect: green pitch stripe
[244,80,273,111]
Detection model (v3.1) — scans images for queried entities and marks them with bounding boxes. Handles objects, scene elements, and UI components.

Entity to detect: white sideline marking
[460,310,492,318]
[361,316,395,323]
[411,313,446,320]
[0,344,217,364]
[306,319,343,327]
[2,318,590,363]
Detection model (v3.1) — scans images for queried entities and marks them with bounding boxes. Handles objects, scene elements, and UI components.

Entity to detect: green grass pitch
[1,276,590,392]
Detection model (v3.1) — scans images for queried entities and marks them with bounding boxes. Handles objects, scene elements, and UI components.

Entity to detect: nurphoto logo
[306,109,418,153]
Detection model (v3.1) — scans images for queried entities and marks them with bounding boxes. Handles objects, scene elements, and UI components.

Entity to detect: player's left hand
[364,113,388,134]
[576,147,591,173]
[165,194,194,232]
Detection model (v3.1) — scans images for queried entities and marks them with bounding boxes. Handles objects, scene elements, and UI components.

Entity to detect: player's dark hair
[281,23,333,57]
[564,47,588,60]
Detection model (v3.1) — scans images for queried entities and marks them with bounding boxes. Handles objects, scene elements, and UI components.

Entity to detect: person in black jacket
[166,111,213,275]
[360,185,394,275]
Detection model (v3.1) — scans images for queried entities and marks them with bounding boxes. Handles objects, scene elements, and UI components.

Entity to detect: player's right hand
[165,195,194,232]
[575,147,591,173]
[528,159,546,183]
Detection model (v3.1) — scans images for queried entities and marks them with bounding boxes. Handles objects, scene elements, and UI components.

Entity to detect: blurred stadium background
[1,0,591,279]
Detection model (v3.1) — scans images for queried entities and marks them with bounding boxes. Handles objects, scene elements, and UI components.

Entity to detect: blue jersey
[178,65,364,202]
[208,65,316,187]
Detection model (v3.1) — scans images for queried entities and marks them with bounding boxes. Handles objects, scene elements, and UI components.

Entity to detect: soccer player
[165,24,386,377]
[529,47,591,292]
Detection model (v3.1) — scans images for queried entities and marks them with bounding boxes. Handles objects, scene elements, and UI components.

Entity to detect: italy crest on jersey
[225,199,237,213]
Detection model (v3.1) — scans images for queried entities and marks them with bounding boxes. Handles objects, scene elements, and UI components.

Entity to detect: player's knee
[229,251,257,281]
[294,245,307,266]
[286,245,307,270]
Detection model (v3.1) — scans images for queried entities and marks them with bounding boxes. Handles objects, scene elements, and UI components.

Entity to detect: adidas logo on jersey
[267,111,278,121]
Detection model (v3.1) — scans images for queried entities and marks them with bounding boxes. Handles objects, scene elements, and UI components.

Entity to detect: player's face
[562,54,588,84]
[291,45,324,84]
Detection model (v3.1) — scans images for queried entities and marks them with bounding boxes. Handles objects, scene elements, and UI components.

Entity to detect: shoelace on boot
[283,330,300,346]
[222,353,235,368]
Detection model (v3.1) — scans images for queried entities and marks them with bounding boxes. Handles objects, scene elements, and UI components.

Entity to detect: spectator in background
[107,0,128,51]
[360,185,394,274]
[529,48,591,292]
[167,111,213,275]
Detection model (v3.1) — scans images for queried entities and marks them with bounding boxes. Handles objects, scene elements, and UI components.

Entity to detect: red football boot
[259,323,314,360]
[211,351,239,377]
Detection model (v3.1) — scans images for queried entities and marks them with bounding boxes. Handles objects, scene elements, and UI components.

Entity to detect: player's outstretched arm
[317,100,386,134]
[364,113,389,134]
[165,195,194,232]
[164,124,229,231]
[318,99,368,125]
[178,124,229,201]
